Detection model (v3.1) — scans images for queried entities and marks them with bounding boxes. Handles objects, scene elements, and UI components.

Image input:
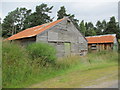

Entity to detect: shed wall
[36,18,88,57]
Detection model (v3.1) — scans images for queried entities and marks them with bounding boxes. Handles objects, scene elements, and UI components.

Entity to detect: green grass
[14,52,118,88]
[2,41,118,88]
[29,65,118,88]
[11,62,117,88]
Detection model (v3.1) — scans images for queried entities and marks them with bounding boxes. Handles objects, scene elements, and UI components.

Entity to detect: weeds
[2,41,118,88]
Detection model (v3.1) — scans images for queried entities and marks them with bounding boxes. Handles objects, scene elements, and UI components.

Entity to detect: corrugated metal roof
[5,18,65,40]
[86,34,115,44]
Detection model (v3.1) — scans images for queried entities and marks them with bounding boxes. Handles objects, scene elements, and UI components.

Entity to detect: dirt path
[29,66,118,88]
[84,80,118,88]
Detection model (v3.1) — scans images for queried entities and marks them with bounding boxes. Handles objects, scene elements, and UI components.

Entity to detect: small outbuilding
[5,17,88,57]
[86,34,118,52]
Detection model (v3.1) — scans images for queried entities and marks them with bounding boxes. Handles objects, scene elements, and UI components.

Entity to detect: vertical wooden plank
[64,43,71,56]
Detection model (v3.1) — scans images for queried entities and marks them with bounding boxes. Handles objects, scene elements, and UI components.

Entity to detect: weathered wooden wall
[36,18,88,57]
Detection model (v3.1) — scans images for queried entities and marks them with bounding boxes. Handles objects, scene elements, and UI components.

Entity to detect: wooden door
[64,43,71,56]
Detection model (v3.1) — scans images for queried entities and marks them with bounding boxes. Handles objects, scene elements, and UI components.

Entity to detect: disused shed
[5,17,88,57]
[86,34,118,52]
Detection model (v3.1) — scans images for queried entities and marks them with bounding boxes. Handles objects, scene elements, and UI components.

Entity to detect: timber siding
[36,18,87,57]
[6,17,88,57]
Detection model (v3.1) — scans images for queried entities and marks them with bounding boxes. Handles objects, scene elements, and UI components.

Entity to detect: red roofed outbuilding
[5,17,88,57]
[86,34,118,51]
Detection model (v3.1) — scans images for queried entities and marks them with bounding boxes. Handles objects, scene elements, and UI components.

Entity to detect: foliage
[2,42,31,87]
[55,56,81,69]
[2,41,118,88]
[2,42,57,87]
[57,6,68,20]
[103,16,120,39]
[86,51,118,64]
[79,20,86,36]
[101,20,107,33]
[95,20,103,35]
[80,16,120,39]
[2,8,31,37]
[2,3,120,39]
[84,22,96,36]
[104,16,118,34]
[57,6,79,30]
[24,3,53,29]
[26,43,57,66]
[2,3,53,38]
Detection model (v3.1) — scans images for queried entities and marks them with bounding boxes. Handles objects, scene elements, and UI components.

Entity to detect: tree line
[1,3,120,39]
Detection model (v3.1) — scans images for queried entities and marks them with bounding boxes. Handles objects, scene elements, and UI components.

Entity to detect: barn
[86,34,118,52]
[5,17,88,57]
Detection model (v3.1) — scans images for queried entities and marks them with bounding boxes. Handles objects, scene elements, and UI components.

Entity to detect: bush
[2,42,31,87]
[27,42,57,66]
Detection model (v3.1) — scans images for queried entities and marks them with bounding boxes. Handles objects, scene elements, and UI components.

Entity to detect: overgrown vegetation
[2,42,118,88]
[26,43,56,66]
[2,42,30,87]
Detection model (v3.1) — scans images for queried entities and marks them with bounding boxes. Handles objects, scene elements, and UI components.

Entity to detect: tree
[85,22,96,36]
[79,20,86,36]
[101,20,107,33]
[2,3,53,37]
[85,22,88,30]
[57,6,79,31]
[24,3,53,29]
[2,7,31,37]
[57,6,67,20]
[2,9,18,37]
[104,16,118,34]
[95,21,103,35]
[17,8,31,31]
[103,16,120,39]
[87,22,94,29]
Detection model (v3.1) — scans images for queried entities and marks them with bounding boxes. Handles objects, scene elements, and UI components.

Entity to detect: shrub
[27,42,57,66]
[2,41,31,87]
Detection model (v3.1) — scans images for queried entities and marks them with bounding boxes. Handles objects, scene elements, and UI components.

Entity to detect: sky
[1,0,120,25]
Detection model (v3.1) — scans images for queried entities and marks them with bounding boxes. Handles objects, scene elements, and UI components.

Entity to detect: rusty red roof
[86,35,115,44]
[5,18,65,40]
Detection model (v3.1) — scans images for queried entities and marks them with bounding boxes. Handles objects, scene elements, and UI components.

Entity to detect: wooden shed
[86,34,118,52]
[5,17,88,57]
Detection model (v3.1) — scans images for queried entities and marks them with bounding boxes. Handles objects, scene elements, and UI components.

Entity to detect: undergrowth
[2,41,118,88]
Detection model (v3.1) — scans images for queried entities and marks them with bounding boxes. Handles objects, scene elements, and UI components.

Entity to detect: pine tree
[57,6,79,30]
[79,20,86,36]
[57,6,67,20]
[2,7,31,37]
[85,22,96,36]
[24,3,53,29]
[101,20,107,33]
[104,16,118,34]
[95,21,103,35]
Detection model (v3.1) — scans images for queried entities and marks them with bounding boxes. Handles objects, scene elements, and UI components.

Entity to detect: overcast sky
[1,0,120,25]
